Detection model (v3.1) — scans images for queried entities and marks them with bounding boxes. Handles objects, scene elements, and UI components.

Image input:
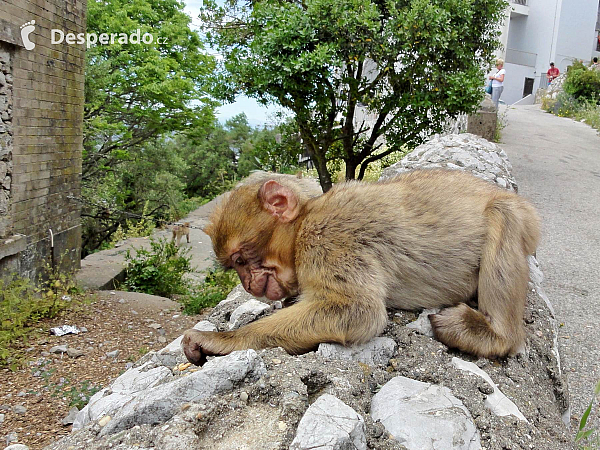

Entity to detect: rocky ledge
[45,134,570,450]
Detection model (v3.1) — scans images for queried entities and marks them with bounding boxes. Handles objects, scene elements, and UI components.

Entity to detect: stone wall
[0,0,86,281]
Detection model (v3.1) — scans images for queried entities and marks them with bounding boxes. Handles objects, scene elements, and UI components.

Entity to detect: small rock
[80,327,88,333]
[405,308,440,337]
[291,394,366,450]
[317,337,397,366]
[17,391,26,397]
[67,348,85,358]
[41,352,51,357]
[131,310,138,315]
[5,431,18,445]
[278,421,287,431]
[61,406,79,426]
[229,300,271,330]
[158,336,167,344]
[118,298,125,304]
[13,405,27,414]
[0,413,4,424]
[240,392,249,403]
[371,376,481,449]
[98,415,111,427]
[148,323,162,329]
[5,444,28,450]
[106,350,120,359]
[50,345,68,354]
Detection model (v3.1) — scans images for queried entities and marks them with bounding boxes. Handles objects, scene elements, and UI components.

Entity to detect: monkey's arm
[182,293,387,366]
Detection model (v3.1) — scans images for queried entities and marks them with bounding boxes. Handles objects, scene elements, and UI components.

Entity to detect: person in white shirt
[489,59,505,109]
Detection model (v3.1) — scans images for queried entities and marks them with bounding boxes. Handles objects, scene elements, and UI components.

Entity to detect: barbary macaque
[183,170,540,365]
[171,222,190,246]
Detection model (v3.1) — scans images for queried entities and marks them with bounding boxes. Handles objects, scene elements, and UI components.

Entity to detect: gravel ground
[0,291,202,449]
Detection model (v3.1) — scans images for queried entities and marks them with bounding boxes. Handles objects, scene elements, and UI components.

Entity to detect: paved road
[499,104,600,424]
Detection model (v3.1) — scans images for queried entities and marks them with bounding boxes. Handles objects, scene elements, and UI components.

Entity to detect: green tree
[201,0,506,191]
[81,0,217,254]
[238,120,303,175]
[84,0,215,182]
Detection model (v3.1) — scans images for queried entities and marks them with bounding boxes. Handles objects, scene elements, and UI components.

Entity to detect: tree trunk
[345,160,358,181]
[312,149,333,192]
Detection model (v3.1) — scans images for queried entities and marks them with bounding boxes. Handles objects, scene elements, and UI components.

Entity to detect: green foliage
[181,265,240,315]
[30,360,102,409]
[238,119,303,176]
[202,0,507,190]
[123,238,192,297]
[81,0,217,255]
[576,379,600,449]
[564,61,600,102]
[542,91,600,134]
[494,108,508,143]
[0,267,79,369]
[84,0,215,180]
[62,380,103,410]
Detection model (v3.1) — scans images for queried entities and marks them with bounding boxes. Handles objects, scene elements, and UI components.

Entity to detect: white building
[497,0,600,105]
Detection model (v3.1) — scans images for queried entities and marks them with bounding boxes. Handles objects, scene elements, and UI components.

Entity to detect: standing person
[547,62,560,83]
[489,59,505,109]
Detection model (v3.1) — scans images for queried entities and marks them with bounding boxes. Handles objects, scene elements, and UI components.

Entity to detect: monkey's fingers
[182,329,220,366]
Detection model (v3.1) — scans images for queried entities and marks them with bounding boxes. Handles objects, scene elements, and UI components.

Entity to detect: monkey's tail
[477,195,539,354]
[430,194,539,357]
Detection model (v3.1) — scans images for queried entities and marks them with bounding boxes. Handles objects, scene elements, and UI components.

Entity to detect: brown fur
[171,222,190,246]
[182,169,540,365]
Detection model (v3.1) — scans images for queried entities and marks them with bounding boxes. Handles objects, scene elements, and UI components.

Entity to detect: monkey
[171,222,190,246]
[182,169,540,366]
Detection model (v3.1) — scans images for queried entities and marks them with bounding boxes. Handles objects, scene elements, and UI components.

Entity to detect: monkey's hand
[181,329,225,366]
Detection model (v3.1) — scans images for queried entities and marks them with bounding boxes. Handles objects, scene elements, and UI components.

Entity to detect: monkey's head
[204,174,321,301]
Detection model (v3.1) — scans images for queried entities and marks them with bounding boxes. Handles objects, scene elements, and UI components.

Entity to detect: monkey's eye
[235,257,244,266]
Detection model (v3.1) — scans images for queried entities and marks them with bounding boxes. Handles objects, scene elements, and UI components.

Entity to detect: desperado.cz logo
[52,29,168,48]
[21,20,167,50]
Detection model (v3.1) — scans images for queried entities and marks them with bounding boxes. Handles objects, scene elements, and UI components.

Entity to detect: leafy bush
[564,61,600,102]
[123,238,192,297]
[181,264,240,315]
[542,91,600,133]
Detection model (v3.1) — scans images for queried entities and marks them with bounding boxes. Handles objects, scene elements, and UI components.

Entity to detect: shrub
[563,61,600,102]
[0,267,78,369]
[123,238,192,297]
[181,264,240,315]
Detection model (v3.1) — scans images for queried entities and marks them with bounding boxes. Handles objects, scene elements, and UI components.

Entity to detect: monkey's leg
[186,232,190,244]
[183,294,387,365]
[430,199,532,358]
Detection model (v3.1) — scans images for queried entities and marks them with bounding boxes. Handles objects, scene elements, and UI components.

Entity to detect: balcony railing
[511,0,527,5]
[505,48,537,67]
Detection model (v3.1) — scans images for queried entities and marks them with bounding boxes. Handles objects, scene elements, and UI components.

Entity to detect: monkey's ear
[259,180,300,223]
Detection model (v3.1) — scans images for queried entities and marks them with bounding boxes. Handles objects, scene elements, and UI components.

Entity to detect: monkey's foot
[429,304,512,358]
[182,329,224,366]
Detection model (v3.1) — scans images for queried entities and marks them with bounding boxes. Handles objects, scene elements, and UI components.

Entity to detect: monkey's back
[296,169,522,310]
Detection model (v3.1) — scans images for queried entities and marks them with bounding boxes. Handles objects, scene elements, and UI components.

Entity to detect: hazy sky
[183,0,280,127]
